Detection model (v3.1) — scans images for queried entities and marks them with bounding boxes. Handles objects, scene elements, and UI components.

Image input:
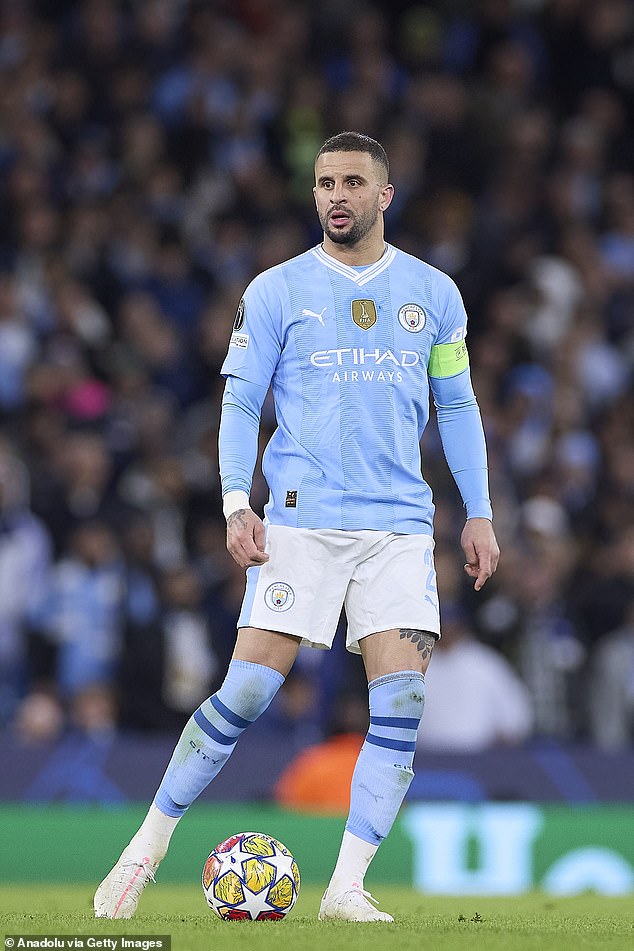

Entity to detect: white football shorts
[237,525,440,653]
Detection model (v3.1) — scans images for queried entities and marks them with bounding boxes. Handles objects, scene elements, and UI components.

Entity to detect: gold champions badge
[351,299,377,330]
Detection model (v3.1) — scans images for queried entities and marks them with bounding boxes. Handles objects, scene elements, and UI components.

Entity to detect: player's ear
[379,183,394,212]
[313,185,318,207]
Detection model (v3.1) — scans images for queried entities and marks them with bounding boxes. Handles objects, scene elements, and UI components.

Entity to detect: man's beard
[321,205,379,245]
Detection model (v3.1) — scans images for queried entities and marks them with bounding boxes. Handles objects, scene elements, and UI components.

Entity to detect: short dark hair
[316,132,389,179]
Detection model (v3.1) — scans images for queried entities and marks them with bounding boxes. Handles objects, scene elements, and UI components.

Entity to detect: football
[202,831,300,921]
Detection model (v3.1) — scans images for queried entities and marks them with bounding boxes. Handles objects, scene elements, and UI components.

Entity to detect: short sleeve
[221,271,284,388]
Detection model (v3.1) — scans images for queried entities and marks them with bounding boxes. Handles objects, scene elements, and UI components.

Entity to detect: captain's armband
[428,341,469,378]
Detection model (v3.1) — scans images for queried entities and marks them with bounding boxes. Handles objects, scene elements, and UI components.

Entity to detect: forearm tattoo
[227,509,249,531]
[399,629,436,661]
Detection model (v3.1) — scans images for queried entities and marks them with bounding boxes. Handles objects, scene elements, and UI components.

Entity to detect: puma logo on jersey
[302,307,327,326]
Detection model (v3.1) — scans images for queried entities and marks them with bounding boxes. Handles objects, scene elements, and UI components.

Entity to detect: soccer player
[94,132,499,922]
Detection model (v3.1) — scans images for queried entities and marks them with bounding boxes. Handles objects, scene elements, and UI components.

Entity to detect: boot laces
[115,859,156,895]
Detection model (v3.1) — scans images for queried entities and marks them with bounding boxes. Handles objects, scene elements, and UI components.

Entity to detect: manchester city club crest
[265,582,296,612]
[398,303,426,332]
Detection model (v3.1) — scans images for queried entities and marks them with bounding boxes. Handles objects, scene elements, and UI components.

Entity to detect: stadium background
[0,0,632,897]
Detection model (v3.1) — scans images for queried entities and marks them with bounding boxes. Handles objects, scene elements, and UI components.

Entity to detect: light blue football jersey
[220,243,472,534]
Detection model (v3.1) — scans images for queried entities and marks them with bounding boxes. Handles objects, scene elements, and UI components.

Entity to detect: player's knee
[369,670,425,724]
[230,679,280,722]
[218,659,285,723]
[392,675,425,724]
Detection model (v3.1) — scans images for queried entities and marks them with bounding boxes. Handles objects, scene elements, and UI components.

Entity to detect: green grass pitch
[1,885,632,951]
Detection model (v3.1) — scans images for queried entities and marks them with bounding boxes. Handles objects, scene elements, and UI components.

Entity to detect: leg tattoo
[398,629,436,662]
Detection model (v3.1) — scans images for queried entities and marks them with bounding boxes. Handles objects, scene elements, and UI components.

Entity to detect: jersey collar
[312,243,396,286]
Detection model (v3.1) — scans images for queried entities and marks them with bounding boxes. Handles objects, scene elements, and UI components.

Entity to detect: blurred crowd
[0,0,632,753]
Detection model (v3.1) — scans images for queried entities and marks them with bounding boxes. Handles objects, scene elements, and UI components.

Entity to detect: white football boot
[318,886,394,922]
[94,846,159,919]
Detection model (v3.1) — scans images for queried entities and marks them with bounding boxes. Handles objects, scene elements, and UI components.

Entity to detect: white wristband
[223,490,251,520]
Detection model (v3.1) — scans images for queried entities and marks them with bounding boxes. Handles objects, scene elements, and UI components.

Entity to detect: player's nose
[330,184,347,203]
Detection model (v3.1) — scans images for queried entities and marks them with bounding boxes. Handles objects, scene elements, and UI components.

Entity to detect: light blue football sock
[346,670,425,845]
[154,659,284,817]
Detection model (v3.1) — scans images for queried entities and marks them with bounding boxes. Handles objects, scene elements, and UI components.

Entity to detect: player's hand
[226,508,269,569]
[461,517,500,591]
